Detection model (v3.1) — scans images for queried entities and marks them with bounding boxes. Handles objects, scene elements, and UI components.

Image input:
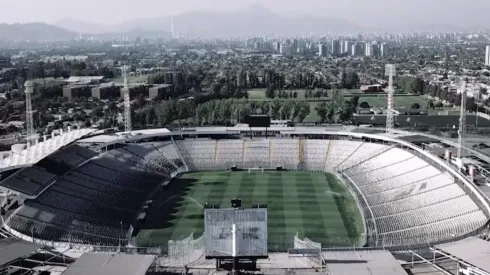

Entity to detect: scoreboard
[204,208,268,258]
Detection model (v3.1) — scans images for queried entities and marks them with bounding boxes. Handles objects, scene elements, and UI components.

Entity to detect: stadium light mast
[24,81,35,147]
[457,81,466,159]
[122,66,132,133]
[385,64,396,135]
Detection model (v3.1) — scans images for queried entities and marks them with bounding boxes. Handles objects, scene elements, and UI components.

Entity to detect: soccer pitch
[136,171,364,250]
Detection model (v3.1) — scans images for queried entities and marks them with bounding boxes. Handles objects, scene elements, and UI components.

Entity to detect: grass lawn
[135,171,363,250]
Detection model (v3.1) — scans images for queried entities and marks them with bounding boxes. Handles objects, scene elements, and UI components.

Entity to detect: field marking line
[158,194,178,208]
[325,190,343,196]
[188,196,205,209]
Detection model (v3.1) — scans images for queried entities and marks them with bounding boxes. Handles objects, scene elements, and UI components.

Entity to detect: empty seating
[270,140,299,170]
[176,139,216,170]
[6,145,170,246]
[0,167,56,196]
[301,140,330,171]
[342,146,488,247]
[216,140,243,169]
[243,140,270,168]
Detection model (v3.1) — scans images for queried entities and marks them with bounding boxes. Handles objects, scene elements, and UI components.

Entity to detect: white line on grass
[158,194,178,208]
[188,196,205,209]
[325,190,343,196]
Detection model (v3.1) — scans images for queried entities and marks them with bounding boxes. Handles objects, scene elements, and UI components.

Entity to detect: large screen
[246,115,271,128]
[204,208,268,258]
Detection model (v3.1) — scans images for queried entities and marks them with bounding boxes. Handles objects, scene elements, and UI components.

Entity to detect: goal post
[248,167,265,174]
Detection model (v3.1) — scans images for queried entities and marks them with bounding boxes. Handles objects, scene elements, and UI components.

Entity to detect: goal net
[166,232,204,267]
[248,167,265,173]
[288,233,324,269]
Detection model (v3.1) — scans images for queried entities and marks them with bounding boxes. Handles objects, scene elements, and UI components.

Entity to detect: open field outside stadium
[135,171,364,251]
[246,89,432,122]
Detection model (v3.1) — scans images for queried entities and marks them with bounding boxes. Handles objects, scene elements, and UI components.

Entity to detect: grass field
[135,171,364,250]
[246,89,430,123]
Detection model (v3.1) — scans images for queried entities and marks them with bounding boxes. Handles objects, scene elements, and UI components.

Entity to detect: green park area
[246,89,430,122]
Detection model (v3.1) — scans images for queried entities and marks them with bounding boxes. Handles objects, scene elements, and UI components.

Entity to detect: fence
[165,232,205,267]
[287,233,324,270]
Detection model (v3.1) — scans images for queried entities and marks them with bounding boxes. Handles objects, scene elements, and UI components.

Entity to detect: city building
[381,43,388,56]
[318,44,327,57]
[0,56,10,69]
[91,83,121,100]
[331,40,341,55]
[291,39,299,52]
[352,43,363,56]
[485,46,490,66]
[280,43,292,55]
[343,41,354,55]
[365,43,373,57]
[273,41,281,52]
[149,84,173,100]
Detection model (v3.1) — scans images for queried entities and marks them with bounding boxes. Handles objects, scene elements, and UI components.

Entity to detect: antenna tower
[24,81,35,147]
[385,64,396,134]
[122,66,132,133]
[457,81,466,159]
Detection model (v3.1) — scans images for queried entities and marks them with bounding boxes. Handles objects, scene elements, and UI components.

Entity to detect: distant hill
[56,4,362,36]
[0,23,77,41]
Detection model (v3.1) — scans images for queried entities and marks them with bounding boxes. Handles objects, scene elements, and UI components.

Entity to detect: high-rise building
[485,46,490,66]
[291,39,299,52]
[280,43,292,55]
[372,43,381,57]
[319,44,327,57]
[171,19,176,39]
[352,43,363,56]
[273,41,281,52]
[331,40,341,55]
[342,41,354,55]
[381,43,388,56]
[365,43,373,57]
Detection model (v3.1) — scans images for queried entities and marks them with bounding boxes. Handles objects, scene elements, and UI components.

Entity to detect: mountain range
[0,4,484,41]
[56,4,361,37]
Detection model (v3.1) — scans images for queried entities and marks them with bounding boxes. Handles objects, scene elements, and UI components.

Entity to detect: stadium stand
[243,140,270,168]
[270,139,300,169]
[0,167,56,196]
[300,139,330,171]
[2,135,488,251]
[176,139,217,170]
[215,139,244,169]
[342,147,488,246]
[5,144,177,246]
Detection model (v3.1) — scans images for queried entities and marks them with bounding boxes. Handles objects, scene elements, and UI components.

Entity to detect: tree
[315,102,328,123]
[265,87,275,98]
[429,100,435,109]
[297,101,310,123]
[350,95,360,110]
[411,103,421,109]
[359,101,370,109]
[293,91,298,98]
[327,105,335,123]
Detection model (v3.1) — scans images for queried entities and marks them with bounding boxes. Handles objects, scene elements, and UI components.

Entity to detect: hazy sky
[3,0,490,28]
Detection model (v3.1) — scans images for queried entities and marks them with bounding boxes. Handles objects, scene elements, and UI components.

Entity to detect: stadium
[1,124,490,274]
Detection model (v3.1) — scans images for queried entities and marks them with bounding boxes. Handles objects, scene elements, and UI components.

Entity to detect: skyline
[2,0,490,29]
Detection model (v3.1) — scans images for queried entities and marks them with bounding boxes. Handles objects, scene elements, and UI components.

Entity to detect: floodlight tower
[457,81,467,159]
[385,64,396,134]
[24,81,35,147]
[122,66,132,133]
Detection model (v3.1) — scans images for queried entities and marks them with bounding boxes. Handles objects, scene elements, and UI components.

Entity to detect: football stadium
[1,125,490,274]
